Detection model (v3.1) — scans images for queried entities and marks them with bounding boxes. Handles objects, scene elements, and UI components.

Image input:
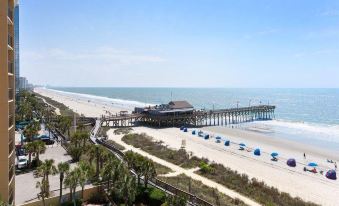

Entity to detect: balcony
[8,164,14,182]
[8,115,13,128]
[7,7,13,25]
[8,88,14,101]
[9,139,14,156]
[8,34,13,48]
[8,61,14,74]
[7,7,13,21]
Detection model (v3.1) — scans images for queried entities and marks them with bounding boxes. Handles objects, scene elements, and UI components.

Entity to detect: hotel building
[0,0,16,204]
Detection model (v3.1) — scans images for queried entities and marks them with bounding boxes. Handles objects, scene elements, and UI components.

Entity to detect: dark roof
[168,101,193,109]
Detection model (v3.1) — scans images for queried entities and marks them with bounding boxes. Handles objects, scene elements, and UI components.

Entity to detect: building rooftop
[168,101,194,109]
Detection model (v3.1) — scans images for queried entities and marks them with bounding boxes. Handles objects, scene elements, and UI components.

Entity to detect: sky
[20,0,339,88]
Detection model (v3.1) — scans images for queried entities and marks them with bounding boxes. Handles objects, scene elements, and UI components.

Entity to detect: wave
[250,119,339,144]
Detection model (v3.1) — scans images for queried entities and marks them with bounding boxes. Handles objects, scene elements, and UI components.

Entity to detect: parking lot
[15,143,73,205]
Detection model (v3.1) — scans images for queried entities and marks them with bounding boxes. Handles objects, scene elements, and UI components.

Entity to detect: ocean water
[50,87,339,151]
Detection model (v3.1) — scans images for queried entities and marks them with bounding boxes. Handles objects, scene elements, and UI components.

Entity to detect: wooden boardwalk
[101,105,275,128]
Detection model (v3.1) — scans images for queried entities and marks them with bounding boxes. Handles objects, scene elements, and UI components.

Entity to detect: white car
[17,156,28,169]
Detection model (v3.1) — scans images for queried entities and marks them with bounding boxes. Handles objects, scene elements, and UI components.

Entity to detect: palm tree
[99,149,111,171]
[57,162,70,203]
[37,159,58,195]
[125,151,143,186]
[70,132,81,148]
[80,132,89,147]
[64,169,78,204]
[23,122,39,142]
[77,123,85,132]
[45,122,54,139]
[32,140,46,165]
[85,144,99,167]
[143,160,156,188]
[77,161,93,199]
[101,155,119,189]
[119,174,137,206]
[24,142,35,168]
[36,179,49,206]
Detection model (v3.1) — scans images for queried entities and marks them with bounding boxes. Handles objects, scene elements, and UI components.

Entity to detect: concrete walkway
[107,130,261,206]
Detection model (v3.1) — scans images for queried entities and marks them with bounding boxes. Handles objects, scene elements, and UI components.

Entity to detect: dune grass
[158,174,247,206]
[122,133,208,169]
[196,163,319,206]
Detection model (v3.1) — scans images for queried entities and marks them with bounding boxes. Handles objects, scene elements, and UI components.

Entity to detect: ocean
[50,87,339,151]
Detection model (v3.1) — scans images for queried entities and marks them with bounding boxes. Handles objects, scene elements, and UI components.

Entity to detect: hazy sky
[20,0,339,88]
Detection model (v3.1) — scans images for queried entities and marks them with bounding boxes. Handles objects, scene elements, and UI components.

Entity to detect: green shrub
[199,161,213,174]
[149,188,166,205]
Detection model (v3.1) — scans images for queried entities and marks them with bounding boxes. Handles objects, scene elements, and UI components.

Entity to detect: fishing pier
[101,101,275,128]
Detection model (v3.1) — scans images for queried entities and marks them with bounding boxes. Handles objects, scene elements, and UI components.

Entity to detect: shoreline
[34,87,339,205]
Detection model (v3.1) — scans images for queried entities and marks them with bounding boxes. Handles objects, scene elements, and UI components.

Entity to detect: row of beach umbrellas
[180,127,336,180]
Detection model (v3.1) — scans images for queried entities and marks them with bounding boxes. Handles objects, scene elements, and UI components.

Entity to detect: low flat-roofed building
[136,100,194,116]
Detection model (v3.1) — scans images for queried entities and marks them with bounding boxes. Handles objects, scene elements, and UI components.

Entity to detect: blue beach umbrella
[308,162,318,167]
[216,136,222,140]
[224,140,230,146]
[183,128,188,132]
[254,148,261,156]
[192,130,196,135]
[271,152,279,157]
[239,143,246,150]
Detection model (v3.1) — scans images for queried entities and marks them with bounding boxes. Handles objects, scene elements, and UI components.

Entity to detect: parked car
[17,156,28,169]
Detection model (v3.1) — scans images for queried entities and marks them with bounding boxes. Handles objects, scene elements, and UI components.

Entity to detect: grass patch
[98,127,110,138]
[105,139,125,151]
[158,174,247,206]
[196,163,319,206]
[122,133,208,169]
[114,127,133,135]
[153,162,173,175]
[34,92,78,116]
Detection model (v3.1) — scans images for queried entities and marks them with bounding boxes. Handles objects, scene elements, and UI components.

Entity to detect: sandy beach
[35,88,339,206]
[34,87,133,117]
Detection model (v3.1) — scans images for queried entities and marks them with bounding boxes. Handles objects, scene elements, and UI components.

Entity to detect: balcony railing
[8,34,13,48]
[8,164,14,182]
[7,7,13,21]
[9,140,14,155]
[8,88,14,100]
[8,115,13,128]
[8,61,14,74]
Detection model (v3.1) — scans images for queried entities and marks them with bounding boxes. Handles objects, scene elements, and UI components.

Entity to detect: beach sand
[34,87,131,117]
[35,87,339,206]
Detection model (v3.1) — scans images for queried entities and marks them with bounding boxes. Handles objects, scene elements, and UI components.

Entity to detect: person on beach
[303,153,306,159]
